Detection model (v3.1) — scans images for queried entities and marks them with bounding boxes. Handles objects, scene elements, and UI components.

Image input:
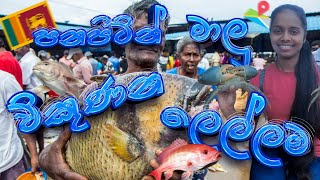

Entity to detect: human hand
[39,126,87,180]
[217,85,237,118]
[30,155,40,174]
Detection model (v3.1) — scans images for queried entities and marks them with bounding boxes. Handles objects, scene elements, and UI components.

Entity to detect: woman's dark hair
[270,4,320,180]
[0,38,6,48]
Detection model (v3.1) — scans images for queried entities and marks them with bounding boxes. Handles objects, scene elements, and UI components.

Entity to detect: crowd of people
[0,0,319,180]
[22,47,129,85]
[0,40,131,179]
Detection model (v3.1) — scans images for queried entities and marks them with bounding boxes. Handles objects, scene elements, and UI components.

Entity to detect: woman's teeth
[279,45,292,50]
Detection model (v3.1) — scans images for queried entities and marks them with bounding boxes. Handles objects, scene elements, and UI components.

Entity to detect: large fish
[63,72,267,180]
[65,72,208,179]
[32,61,87,99]
[149,138,221,180]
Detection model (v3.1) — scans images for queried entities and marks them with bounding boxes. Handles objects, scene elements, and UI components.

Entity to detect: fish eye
[203,149,208,154]
[44,63,49,65]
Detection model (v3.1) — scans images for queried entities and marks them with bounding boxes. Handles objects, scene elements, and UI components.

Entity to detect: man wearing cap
[67,48,93,84]
[84,51,98,75]
[59,50,76,69]
[38,50,54,61]
[14,45,42,91]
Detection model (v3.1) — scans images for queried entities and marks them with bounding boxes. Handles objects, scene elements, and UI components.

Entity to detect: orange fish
[148,138,221,180]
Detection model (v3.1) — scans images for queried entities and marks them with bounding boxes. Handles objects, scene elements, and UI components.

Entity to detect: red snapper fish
[149,138,222,180]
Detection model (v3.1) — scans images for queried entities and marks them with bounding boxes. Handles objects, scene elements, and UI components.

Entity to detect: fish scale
[65,72,204,179]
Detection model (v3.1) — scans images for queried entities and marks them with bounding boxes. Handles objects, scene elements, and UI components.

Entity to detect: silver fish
[32,61,87,99]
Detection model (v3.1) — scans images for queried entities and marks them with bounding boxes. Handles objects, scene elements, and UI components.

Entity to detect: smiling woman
[248,4,320,180]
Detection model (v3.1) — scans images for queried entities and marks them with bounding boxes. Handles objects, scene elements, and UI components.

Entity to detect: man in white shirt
[211,50,221,66]
[14,45,45,174]
[0,70,25,179]
[198,49,210,70]
[158,51,169,72]
[15,45,42,90]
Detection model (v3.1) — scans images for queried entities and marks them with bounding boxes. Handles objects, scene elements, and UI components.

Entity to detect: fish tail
[148,169,162,180]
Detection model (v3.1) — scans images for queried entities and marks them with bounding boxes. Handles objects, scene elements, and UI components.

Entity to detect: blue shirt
[97,62,103,71]
[166,67,206,76]
[89,58,98,75]
[108,56,120,73]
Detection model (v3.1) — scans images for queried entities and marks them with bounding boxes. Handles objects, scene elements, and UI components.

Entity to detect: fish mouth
[32,69,56,82]
[212,152,222,162]
[32,69,43,77]
[33,66,41,71]
[201,153,222,170]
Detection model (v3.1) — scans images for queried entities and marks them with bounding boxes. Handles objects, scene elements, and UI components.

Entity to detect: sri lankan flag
[0,1,56,50]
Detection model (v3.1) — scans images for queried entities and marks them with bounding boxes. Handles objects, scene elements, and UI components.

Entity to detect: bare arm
[23,134,39,173]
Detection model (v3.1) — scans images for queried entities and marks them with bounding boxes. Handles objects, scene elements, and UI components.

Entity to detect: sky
[0,0,320,26]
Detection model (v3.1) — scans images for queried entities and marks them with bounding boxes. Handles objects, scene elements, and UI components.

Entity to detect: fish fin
[105,124,144,163]
[181,171,193,180]
[148,169,163,180]
[64,76,87,88]
[208,163,227,172]
[58,61,74,74]
[63,76,87,97]
[157,138,188,164]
